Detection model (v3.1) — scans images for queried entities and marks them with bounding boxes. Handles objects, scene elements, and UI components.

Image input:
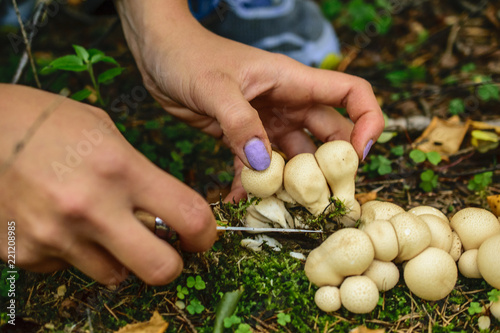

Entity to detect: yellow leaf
[114,311,168,333]
[487,195,500,217]
[350,325,385,333]
[471,130,499,143]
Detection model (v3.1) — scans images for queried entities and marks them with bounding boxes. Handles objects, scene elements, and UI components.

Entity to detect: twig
[11,0,48,84]
[11,0,41,88]
[164,297,198,333]
[0,92,67,176]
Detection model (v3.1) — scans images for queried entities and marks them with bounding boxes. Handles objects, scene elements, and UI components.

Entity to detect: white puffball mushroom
[478,316,491,331]
[340,276,379,314]
[477,233,500,289]
[361,220,399,262]
[245,195,294,229]
[284,153,331,216]
[315,140,360,227]
[314,286,342,312]
[304,228,374,287]
[390,212,431,262]
[404,247,457,301]
[450,207,500,250]
[449,231,463,262]
[363,260,400,292]
[360,201,405,226]
[241,150,285,198]
[490,300,500,320]
[408,206,448,221]
[418,214,453,252]
[458,249,482,279]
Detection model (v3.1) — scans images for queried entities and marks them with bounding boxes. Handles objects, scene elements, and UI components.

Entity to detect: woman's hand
[0,84,216,285]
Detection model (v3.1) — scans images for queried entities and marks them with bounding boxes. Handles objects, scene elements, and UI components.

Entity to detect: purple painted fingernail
[363,139,374,161]
[244,138,270,171]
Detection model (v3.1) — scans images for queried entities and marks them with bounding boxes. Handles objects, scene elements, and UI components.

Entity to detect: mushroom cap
[340,276,379,314]
[403,247,457,301]
[363,260,400,292]
[390,212,432,262]
[314,286,341,312]
[284,153,331,216]
[490,300,500,320]
[418,214,453,252]
[449,231,463,262]
[361,201,405,225]
[248,195,294,229]
[241,151,285,198]
[361,220,399,262]
[458,249,482,279]
[304,228,374,286]
[408,206,448,221]
[478,316,491,331]
[477,233,500,289]
[450,207,500,250]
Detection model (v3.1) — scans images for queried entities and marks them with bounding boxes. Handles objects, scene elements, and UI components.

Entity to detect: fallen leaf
[350,325,385,333]
[56,285,67,298]
[487,195,500,217]
[114,311,168,333]
[413,116,471,160]
[355,192,378,205]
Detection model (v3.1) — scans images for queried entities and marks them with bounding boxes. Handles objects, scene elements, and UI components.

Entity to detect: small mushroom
[284,153,331,216]
[315,140,360,226]
[450,207,500,250]
[477,316,491,331]
[339,276,379,314]
[314,286,341,312]
[490,299,500,320]
[458,249,482,279]
[360,201,405,226]
[240,235,282,252]
[241,150,285,198]
[477,233,500,289]
[304,228,374,286]
[403,247,457,301]
[449,231,463,262]
[389,212,432,262]
[408,206,448,221]
[244,195,294,229]
[360,220,399,262]
[363,260,400,292]
[418,214,453,252]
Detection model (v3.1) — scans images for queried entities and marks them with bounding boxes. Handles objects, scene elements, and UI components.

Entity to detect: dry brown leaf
[350,325,385,333]
[487,195,500,217]
[413,116,471,160]
[471,120,500,135]
[114,311,168,333]
[355,192,378,205]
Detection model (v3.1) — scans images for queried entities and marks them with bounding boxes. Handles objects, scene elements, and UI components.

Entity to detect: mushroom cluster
[305,201,500,314]
[241,140,361,230]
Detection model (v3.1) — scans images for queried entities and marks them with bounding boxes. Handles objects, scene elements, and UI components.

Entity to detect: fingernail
[244,138,270,171]
[362,139,373,161]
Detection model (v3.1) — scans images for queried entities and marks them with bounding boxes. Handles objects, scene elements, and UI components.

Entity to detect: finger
[97,213,184,286]
[63,241,129,285]
[275,129,317,159]
[224,157,246,203]
[280,67,384,158]
[303,105,354,144]
[207,86,272,171]
[131,160,217,253]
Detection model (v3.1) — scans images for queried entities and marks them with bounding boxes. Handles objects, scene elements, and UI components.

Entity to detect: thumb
[215,92,272,171]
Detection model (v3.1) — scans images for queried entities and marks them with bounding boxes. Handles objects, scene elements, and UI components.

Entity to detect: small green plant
[409,149,441,165]
[467,171,493,193]
[385,66,426,87]
[448,98,466,115]
[488,289,500,302]
[277,312,291,326]
[187,275,206,290]
[363,154,393,177]
[41,45,125,105]
[390,145,405,156]
[224,314,242,328]
[186,298,205,315]
[419,169,438,192]
[235,323,252,333]
[474,75,500,102]
[176,285,189,300]
[468,302,483,315]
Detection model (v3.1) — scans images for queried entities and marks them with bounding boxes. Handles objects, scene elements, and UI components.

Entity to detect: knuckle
[52,190,91,219]
[90,145,129,179]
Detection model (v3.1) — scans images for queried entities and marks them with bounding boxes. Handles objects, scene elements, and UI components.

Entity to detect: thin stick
[11,0,41,88]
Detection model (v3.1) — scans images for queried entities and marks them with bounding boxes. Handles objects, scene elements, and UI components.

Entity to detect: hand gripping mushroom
[284,153,331,216]
[315,140,361,227]
[241,151,285,198]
